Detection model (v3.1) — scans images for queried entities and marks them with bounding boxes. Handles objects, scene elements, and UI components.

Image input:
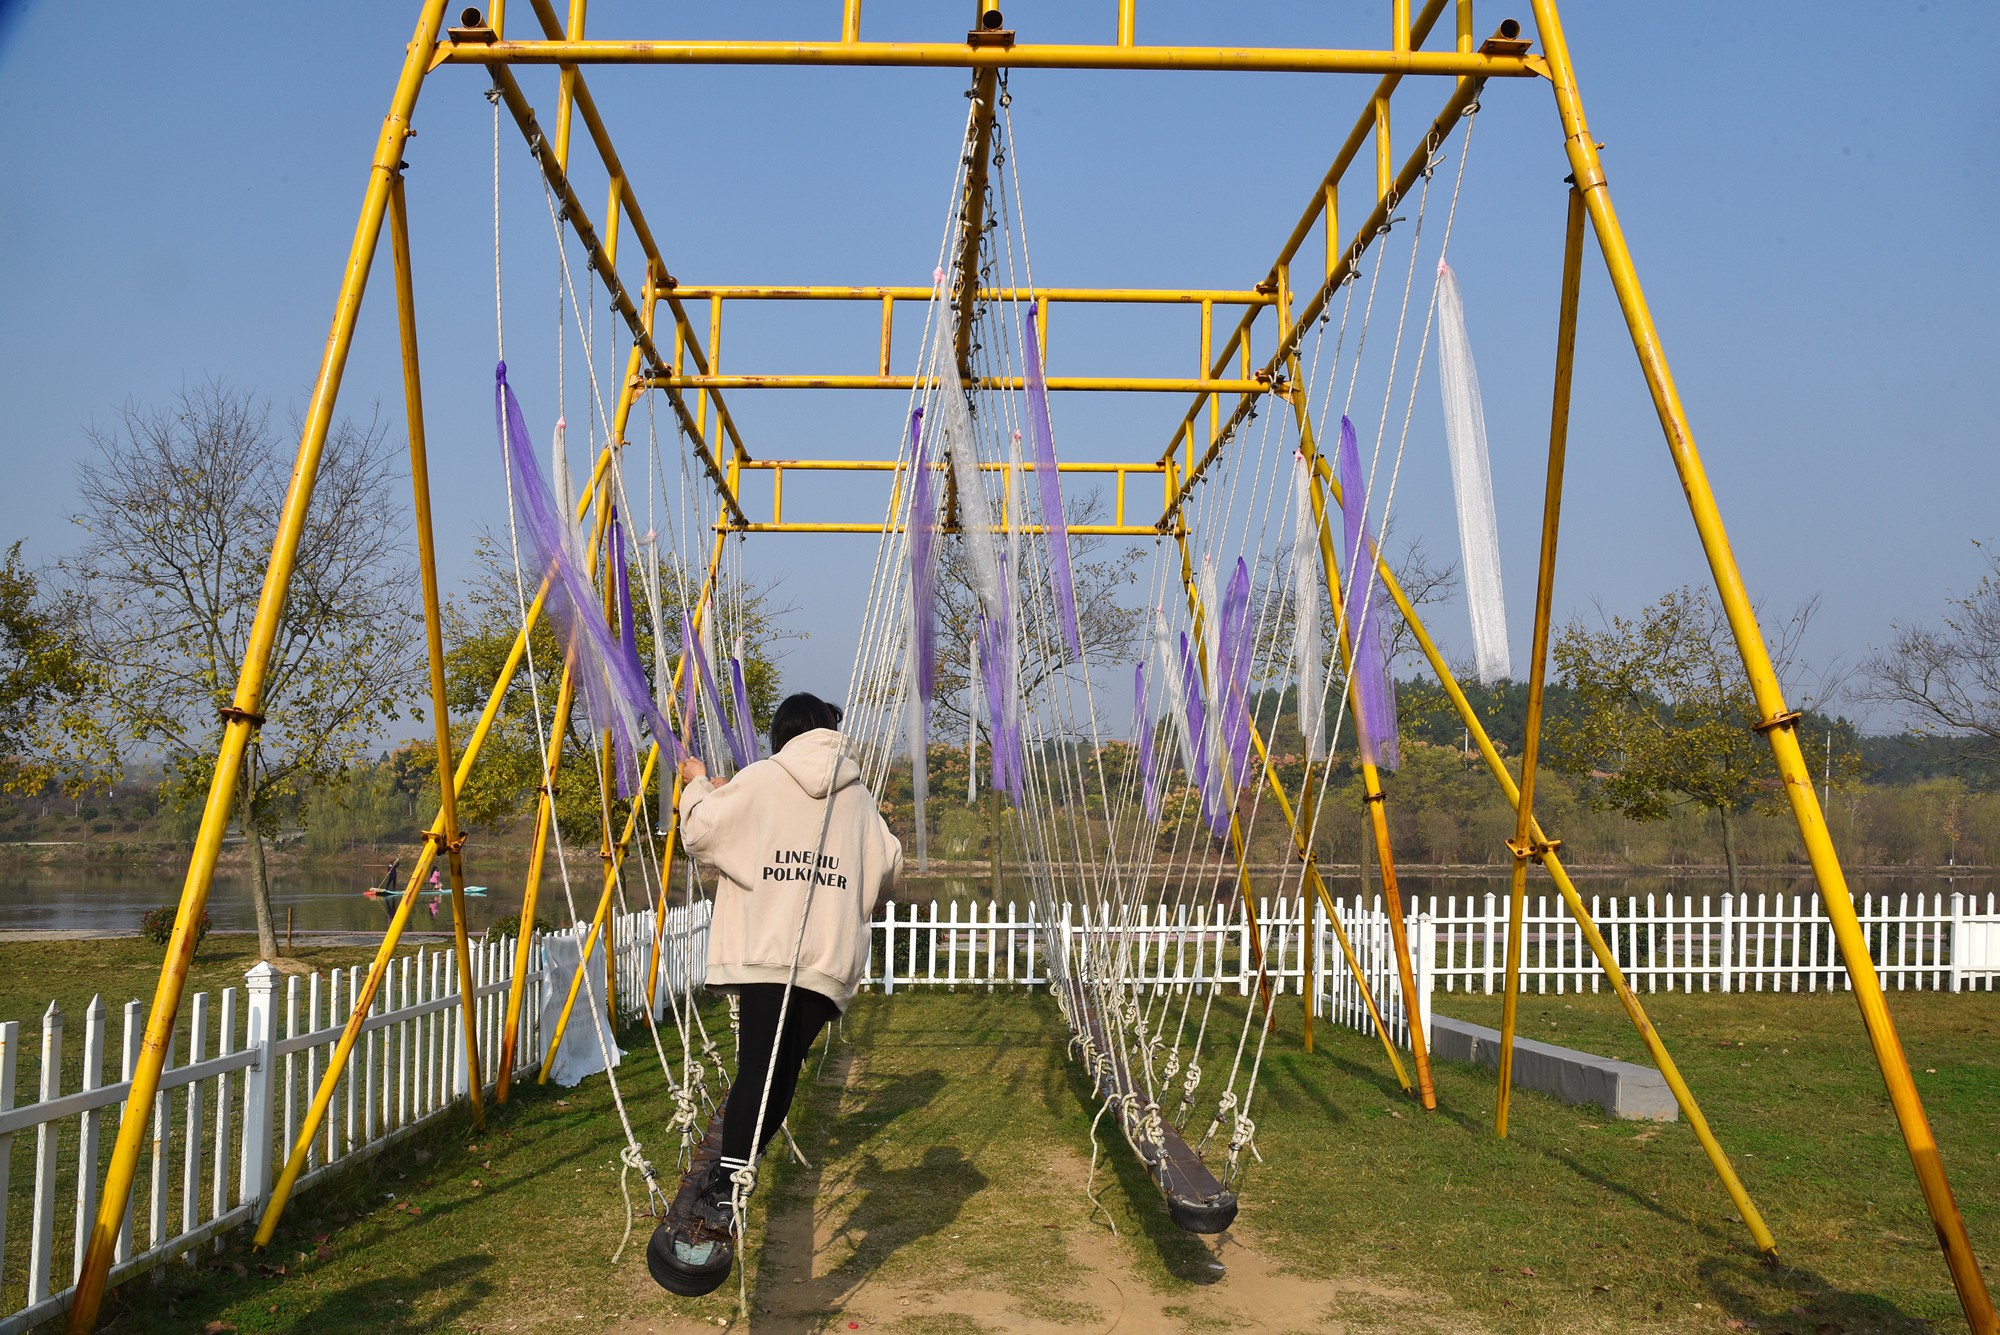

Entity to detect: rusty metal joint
[218,704,267,729]
[1752,710,1803,735]
[1362,791,1387,805]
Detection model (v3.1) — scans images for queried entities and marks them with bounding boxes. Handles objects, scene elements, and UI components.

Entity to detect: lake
[3,857,1991,936]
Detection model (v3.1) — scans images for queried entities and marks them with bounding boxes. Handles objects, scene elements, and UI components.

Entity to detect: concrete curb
[1430,1015,1678,1122]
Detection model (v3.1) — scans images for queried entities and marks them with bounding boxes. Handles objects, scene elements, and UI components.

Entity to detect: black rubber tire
[1167,1189,1238,1235]
[645,1220,735,1297]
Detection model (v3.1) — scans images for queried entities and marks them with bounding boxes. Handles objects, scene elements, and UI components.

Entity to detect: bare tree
[67,381,422,958]
[1867,544,2000,755]
[923,490,1146,741]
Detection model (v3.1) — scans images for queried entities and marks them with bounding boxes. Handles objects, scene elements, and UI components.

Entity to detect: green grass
[2,941,1995,1333]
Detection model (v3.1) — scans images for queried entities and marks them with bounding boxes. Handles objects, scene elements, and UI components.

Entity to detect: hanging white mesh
[1289,455,1327,761]
[1435,261,1512,683]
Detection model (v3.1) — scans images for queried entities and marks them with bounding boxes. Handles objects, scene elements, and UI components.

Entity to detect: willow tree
[1548,585,1824,895]
[67,382,420,959]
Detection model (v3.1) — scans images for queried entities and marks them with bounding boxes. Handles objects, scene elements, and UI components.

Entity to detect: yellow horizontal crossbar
[722,457,1165,536]
[723,522,1160,535]
[439,39,1543,79]
[645,374,1272,394]
[664,285,1274,306]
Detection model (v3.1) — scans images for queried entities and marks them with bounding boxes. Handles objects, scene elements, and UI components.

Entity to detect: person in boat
[379,856,402,894]
[650,692,903,1296]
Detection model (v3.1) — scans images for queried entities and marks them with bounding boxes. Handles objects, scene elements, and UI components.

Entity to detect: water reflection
[3,861,1992,936]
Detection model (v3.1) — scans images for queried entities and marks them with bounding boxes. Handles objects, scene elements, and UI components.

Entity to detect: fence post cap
[246,960,280,990]
[43,999,63,1025]
[85,993,105,1018]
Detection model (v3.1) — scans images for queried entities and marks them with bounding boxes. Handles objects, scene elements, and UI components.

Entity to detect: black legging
[720,983,839,1164]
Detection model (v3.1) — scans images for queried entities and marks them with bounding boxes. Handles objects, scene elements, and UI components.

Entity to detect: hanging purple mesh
[1022,319,1081,659]
[682,612,744,771]
[1177,632,1218,835]
[496,363,680,798]
[604,509,641,798]
[729,655,759,764]
[1215,557,1254,802]
[1135,662,1162,822]
[907,407,941,705]
[1335,415,1401,771]
[977,611,1013,803]
[680,637,702,764]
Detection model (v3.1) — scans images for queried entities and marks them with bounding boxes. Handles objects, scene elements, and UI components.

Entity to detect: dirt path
[611,1012,1481,1335]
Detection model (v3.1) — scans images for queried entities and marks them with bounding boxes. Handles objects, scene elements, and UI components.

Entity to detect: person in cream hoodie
[650,692,901,1296]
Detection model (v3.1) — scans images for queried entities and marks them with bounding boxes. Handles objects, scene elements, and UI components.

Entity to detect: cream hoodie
[677,728,902,1009]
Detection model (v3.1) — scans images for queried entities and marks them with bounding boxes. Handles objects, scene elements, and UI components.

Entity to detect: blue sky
[3,2,1996,731]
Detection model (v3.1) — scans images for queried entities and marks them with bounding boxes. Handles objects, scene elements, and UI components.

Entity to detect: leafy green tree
[444,533,797,850]
[0,540,113,795]
[66,382,422,959]
[1547,585,1828,894]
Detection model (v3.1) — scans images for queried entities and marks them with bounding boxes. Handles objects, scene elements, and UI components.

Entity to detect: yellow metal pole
[1308,458,1781,1255]
[842,0,862,43]
[66,5,453,1326]
[1530,0,1988,1316]
[1496,188,1584,1139]
[440,38,1534,77]
[1288,379,1436,1107]
[496,664,573,1099]
[645,530,730,1008]
[389,175,485,1128]
[1117,0,1136,46]
[552,0,586,170]
[541,747,660,1079]
[1169,529,1278,1018]
[499,276,656,1095]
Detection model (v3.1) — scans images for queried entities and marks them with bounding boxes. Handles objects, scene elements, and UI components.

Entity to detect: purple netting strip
[1135,662,1161,822]
[1216,557,1254,800]
[729,656,759,764]
[1022,319,1081,659]
[978,612,1012,802]
[605,509,640,798]
[496,364,678,796]
[1178,632,1218,834]
[1335,415,1400,770]
[683,612,744,771]
[680,640,702,765]
[908,407,940,704]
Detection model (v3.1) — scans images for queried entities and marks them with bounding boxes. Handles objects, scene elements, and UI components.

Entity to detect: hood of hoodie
[771,728,861,799]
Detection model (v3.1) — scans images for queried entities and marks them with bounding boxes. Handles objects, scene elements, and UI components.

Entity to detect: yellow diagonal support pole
[498,268,656,1099]
[65,5,454,1326]
[1288,388,1436,1109]
[1496,187,1584,1139]
[1309,443,1777,1255]
[389,173,486,1127]
[645,529,730,1011]
[1530,2,1987,1316]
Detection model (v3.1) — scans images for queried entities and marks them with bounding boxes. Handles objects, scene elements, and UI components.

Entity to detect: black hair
[769,692,844,755]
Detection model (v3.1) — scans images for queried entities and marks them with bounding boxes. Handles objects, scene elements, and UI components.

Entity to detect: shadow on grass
[1697,1253,1942,1335]
[751,1003,985,1325]
[1055,1044,1224,1286]
[272,1252,497,1332]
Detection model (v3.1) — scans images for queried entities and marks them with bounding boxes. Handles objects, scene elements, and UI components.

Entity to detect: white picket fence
[1427,889,2000,995]
[6,888,1993,1327]
[0,901,708,1334]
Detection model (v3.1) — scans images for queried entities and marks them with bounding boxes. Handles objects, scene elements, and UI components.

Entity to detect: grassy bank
[0,944,1985,1332]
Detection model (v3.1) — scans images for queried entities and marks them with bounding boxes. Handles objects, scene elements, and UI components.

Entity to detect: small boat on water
[423,885,489,897]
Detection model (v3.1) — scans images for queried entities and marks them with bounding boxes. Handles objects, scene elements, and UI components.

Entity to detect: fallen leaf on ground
[315,1243,333,1263]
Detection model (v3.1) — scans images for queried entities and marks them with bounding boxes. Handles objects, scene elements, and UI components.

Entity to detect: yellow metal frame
[64,4,1994,1333]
